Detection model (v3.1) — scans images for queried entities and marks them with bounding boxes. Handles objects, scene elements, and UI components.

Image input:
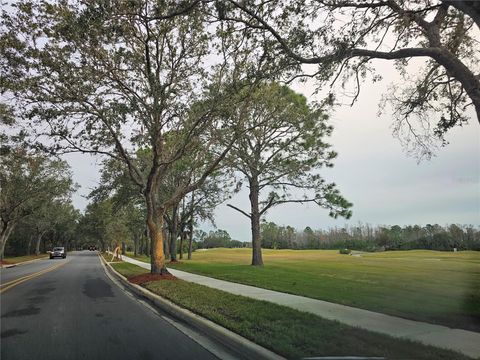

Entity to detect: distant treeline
[195,223,480,252]
[195,229,248,249]
[259,222,480,251]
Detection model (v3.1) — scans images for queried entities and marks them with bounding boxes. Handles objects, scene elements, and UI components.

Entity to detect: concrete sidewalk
[121,255,480,359]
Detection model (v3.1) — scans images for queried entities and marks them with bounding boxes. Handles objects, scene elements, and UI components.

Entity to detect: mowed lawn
[165,249,480,331]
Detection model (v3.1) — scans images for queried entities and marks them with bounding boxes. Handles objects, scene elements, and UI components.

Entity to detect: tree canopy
[0,147,75,258]
[214,0,480,158]
[0,0,267,273]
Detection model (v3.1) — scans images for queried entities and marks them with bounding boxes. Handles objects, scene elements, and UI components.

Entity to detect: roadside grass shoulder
[110,261,145,278]
[2,254,48,264]
[110,261,470,360]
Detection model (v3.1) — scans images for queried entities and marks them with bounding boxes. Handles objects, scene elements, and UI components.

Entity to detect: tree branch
[226,203,251,218]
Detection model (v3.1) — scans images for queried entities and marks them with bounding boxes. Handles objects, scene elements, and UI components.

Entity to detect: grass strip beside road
[110,261,470,360]
[2,254,49,265]
[100,251,122,263]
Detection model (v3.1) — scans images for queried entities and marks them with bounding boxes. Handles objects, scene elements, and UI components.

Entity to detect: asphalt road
[1,256,54,284]
[0,251,221,360]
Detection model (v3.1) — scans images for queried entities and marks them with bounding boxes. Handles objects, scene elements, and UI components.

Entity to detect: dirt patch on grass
[128,273,177,285]
[0,260,12,265]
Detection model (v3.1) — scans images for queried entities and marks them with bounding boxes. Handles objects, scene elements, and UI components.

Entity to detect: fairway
[165,249,480,331]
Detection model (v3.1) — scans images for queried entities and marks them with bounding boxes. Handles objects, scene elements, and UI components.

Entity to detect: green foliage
[339,248,351,255]
[258,221,480,252]
[0,146,76,257]
[1,0,274,271]
[196,229,245,249]
[77,199,134,252]
[221,1,480,158]
[228,82,352,221]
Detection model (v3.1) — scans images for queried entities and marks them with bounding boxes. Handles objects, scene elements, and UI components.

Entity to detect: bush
[339,248,351,255]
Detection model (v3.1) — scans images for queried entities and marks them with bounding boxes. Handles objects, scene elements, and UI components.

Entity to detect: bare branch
[226,204,251,218]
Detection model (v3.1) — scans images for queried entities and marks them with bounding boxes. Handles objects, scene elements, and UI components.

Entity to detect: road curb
[99,255,285,360]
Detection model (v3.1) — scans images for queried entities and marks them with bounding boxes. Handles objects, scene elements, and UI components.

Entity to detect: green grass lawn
[110,261,470,360]
[2,254,49,264]
[137,248,480,331]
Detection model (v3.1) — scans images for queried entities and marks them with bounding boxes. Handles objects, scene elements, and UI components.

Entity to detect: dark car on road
[50,247,66,259]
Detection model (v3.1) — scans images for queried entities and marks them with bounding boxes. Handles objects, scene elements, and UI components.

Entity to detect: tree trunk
[26,234,34,256]
[188,193,195,260]
[0,221,16,260]
[133,233,138,257]
[249,176,264,266]
[179,231,184,260]
[35,231,47,256]
[163,227,170,258]
[35,235,42,256]
[188,218,194,260]
[146,205,169,274]
[169,205,178,261]
[144,226,150,256]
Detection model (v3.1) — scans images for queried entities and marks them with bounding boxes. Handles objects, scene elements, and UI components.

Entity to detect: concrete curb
[99,255,285,360]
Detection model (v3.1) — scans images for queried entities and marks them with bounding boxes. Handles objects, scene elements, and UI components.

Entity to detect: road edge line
[98,254,286,360]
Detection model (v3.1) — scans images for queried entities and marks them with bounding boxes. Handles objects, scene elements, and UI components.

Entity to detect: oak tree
[218,0,480,158]
[1,1,263,273]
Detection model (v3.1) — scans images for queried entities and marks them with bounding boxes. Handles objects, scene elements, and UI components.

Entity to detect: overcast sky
[66,60,480,242]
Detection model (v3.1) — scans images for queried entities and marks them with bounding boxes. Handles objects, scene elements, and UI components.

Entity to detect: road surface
[0,251,225,360]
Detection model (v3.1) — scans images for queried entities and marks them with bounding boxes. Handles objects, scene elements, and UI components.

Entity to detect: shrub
[339,248,351,255]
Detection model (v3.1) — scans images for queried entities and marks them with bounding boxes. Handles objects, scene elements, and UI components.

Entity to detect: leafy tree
[78,198,132,252]
[303,226,317,249]
[89,156,149,256]
[201,229,237,248]
[30,200,77,255]
[0,147,74,258]
[51,202,80,251]
[5,200,79,256]
[94,149,231,261]
[226,83,351,265]
[260,221,280,249]
[174,177,230,260]
[1,1,264,273]
[216,0,480,158]
[448,224,465,249]
[194,229,207,247]
[124,204,147,257]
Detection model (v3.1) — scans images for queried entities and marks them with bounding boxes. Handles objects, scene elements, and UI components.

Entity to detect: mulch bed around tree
[128,273,177,285]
